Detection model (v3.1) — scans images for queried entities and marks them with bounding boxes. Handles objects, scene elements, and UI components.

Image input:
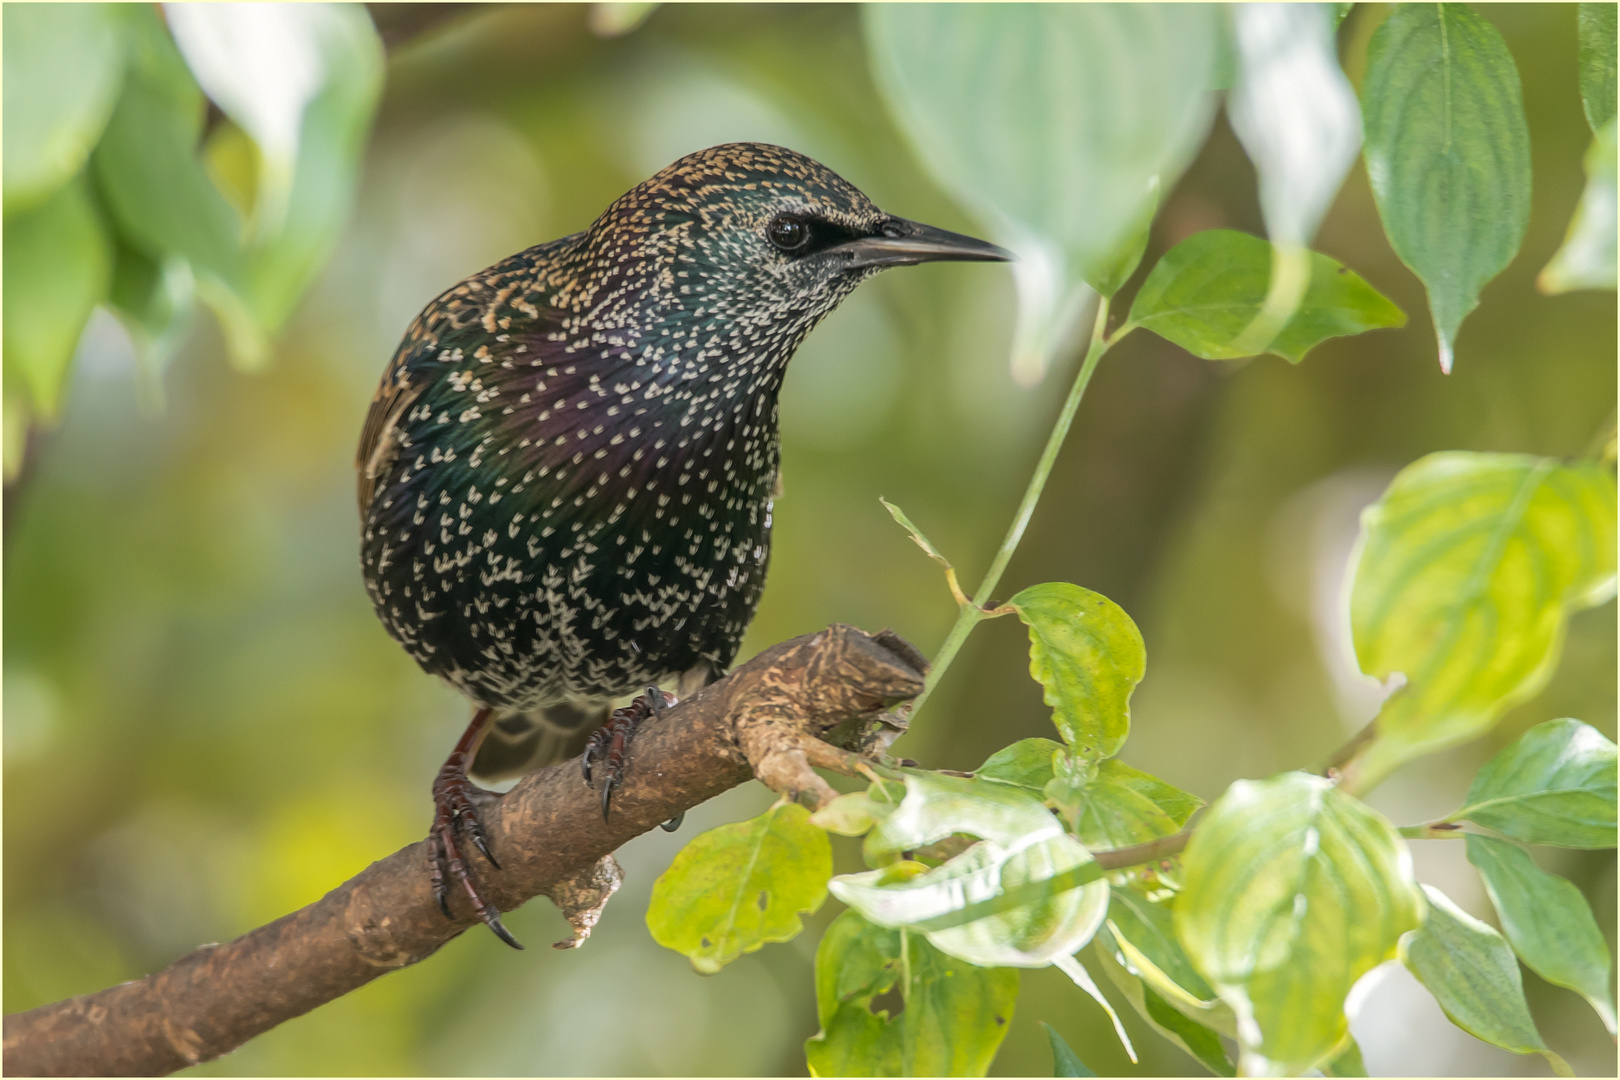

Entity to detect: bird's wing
[356,351,425,518]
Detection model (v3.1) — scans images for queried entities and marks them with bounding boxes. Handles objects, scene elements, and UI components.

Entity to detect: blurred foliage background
[4,3,1614,1075]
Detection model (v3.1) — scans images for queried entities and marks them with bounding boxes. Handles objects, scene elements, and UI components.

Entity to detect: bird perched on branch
[357,142,1009,947]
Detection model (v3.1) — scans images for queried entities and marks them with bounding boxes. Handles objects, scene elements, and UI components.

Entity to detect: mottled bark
[2,625,926,1078]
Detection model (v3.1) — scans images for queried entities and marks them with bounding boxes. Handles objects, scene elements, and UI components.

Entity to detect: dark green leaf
[1126,230,1404,363]
[864,3,1219,379]
[1009,582,1144,760]
[2,3,125,212]
[1466,834,1615,1032]
[1451,719,1617,848]
[1361,4,1531,373]
[1040,1022,1097,1078]
[1401,885,1571,1075]
[106,239,196,398]
[1350,456,1618,785]
[1579,3,1617,131]
[976,738,1066,794]
[1106,890,1218,1008]
[1538,118,1617,294]
[647,802,830,973]
[1176,772,1423,1075]
[2,173,112,418]
[806,909,1017,1077]
[1067,760,1202,851]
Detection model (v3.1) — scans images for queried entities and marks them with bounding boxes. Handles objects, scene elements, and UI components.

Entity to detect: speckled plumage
[359,145,898,720]
[359,143,1009,945]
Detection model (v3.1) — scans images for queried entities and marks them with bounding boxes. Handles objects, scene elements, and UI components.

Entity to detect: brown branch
[1,625,926,1078]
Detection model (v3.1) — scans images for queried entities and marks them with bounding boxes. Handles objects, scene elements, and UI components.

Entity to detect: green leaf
[1126,230,1405,363]
[1538,118,1617,294]
[1053,953,1137,1064]
[1094,930,1236,1076]
[1227,4,1361,247]
[1361,3,1531,373]
[1066,760,1203,851]
[1350,455,1618,784]
[1009,582,1145,760]
[1106,890,1220,1012]
[1466,834,1615,1033]
[646,802,830,974]
[1321,1036,1368,1077]
[976,738,1067,794]
[806,910,1017,1077]
[1040,1022,1097,1078]
[832,835,1110,967]
[106,240,196,401]
[864,3,1219,380]
[880,497,952,570]
[1450,719,1618,848]
[236,3,382,334]
[2,3,125,212]
[867,770,1062,856]
[1401,885,1572,1075]
[1579,3,1617,131]
[811,791,892,837]
[2,172,112,419]
[1176,772,1423,1076]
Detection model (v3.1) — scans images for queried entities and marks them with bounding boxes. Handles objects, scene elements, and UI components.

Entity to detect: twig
[1,625,926,1078]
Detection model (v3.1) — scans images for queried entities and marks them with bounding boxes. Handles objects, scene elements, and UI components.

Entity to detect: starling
[357,143,1010,946]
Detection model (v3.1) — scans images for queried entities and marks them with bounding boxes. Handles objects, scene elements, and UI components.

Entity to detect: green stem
[907,294,1117,723]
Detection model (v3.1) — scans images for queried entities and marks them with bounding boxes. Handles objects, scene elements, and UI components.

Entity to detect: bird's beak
[832,218,1014,270]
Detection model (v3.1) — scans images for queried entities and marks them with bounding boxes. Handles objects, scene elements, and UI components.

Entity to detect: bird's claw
[583,686,676,822]
[430,761,522,950]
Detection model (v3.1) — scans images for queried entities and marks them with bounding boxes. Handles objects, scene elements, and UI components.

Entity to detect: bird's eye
[767,214,811,252]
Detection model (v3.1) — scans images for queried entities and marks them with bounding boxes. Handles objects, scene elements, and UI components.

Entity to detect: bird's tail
[469,701,609,784]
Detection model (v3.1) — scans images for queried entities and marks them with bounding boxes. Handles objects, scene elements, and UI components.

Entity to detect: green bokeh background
[4,4,1614,1075]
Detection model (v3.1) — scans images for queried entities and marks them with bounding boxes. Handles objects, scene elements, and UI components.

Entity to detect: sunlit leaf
[832,835,1110,967]
[2,3,125,213]
[1176,772,1423,1076]
[647,802,830,974]
[1094,932,1235,1076]
[1321,1036,1368,1077]
[806,909,1017,1077]
[1451,718,1618,848]
[976,738,1066,795]
[1064,760,1202,851]
[167,4,329,236]
[1228,3,1361,248]
[2,173,112,419]
[1466,834,1615,1033]
[1009,582,1145,760]
[867,770,1062,856]
[1350,455,1618,785]
[1361,4,1531,373]
[1579,2,1617,132]
[1401,885,1571,1075]
[1126,230,1404,363]
[864,3,1219,381]
[1538,118,1617,294]
[237,2,383,334]
[1053,953,1136,1063]
[1040,1022,1097,1077]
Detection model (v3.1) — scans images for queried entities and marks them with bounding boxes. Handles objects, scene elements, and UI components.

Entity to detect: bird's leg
[430,706,522,950]
[583,686,677,823]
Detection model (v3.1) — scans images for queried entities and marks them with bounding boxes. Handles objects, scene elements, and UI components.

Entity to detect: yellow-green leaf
[806,909,1017,1077]
[1009,582,1145,761]
[1176,772,1423,1076]
[1065,759,1202,851]
[647,802,830,973]
[1349,454,1618,786]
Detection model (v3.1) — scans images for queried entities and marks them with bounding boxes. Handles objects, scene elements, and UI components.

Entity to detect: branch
[1,625,926,1078]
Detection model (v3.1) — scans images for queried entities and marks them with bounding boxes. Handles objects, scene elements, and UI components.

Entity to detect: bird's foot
[429,708,522,949]
[583,686,678,823]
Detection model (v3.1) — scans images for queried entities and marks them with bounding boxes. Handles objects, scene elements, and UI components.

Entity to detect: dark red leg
[431,707,522,950]
[583,687,677,822]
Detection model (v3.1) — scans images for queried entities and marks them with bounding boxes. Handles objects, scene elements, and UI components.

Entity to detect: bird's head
[562,143,1010,377]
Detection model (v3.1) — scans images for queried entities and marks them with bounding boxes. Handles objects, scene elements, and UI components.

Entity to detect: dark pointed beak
[832,217,1014,270]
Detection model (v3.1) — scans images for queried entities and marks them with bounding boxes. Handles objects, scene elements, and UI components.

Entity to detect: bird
[356,142,1010,947]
